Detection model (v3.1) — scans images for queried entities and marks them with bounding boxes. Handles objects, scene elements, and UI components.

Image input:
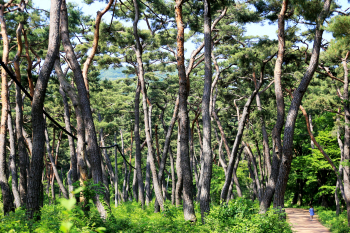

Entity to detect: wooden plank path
[285,208,330,233]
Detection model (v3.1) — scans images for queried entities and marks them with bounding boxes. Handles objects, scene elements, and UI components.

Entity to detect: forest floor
[285,208,330,233]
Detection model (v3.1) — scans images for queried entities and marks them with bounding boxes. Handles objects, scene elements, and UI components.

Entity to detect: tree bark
[336,109,344,216]
[133,0,164,210]
[133,82,145,207]
[114,132,119,206]
[58,85,78,198]
[82,0,114,97]
[23,30,35,98]
[309,115,315,149]
[175,123,183,207]
[169,147,176,205]
[220,81,263,201]
[121,129,128,202]
[0,3,15,215]
[14,21,27,207]
[60,0,108,218]
[273,0,331,208]
[154,98,179,211]
[98,113,115,188]
[54,60,88,202]
[259,0,288,213]
[341,53,350,225]
[199,0,212,222]
[132,164,138,201]
[44,126,68,199]
[175,1,196,221]
[244,142,262,202]
[255,81,271,180]
[26,0,62,219]
[8,109,21,208]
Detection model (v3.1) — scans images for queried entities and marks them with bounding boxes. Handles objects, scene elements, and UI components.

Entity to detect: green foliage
[205,198,293,233]
[0,198,292,232]
[317,208,350,233]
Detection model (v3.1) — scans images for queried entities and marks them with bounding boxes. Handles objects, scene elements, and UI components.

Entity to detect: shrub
[318,208,350,233]
[0,197,293,232]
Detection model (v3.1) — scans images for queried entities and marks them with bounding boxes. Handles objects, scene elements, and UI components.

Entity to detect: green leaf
[59,198,76,211]
[60,221,73,233]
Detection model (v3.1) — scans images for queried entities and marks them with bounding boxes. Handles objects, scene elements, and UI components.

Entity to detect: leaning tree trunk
[133,0,164,210]
[26,0,62,219]
[55,60,88,203]
[60,0,108,218]
[81,0,114,97]
[220,81,263,201]
[273,0,331,208]
[154,98,179,211]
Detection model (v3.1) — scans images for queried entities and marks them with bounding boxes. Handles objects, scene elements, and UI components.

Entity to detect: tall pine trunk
[175,1,196,221]
[14,21,27,207]
[274,0,331,208]
[259,0,288,213]
[8,109,21,208]
[199,0,212,222]
[26,0,62,218]
[133,82,145,207]
[133,0,164,210]
[60,0,108,218]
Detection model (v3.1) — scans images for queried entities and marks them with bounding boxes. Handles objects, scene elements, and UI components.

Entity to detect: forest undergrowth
[311,207,350,233]
[0,196,292,233]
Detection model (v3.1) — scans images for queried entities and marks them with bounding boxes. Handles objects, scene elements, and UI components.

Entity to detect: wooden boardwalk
[285,208,330,233]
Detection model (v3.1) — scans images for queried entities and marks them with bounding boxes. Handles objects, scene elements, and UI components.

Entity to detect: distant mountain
[99,67,176,81]
[99,67,135,80]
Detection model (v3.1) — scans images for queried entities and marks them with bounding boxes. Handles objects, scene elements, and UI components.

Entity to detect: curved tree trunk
[154,98,179,211]
[60,0,108,218]
[259,0,288,213]
[26,0,62,219]
[273,0,331,208]
[133,0,164,210]
[55,60,88,203]
[220,81,263,201]
[82,0,114,97]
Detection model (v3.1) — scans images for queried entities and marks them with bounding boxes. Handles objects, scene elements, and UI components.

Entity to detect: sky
[32,0,350,59]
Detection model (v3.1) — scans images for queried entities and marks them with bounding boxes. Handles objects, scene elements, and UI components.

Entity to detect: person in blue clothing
[309,206,314,220]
